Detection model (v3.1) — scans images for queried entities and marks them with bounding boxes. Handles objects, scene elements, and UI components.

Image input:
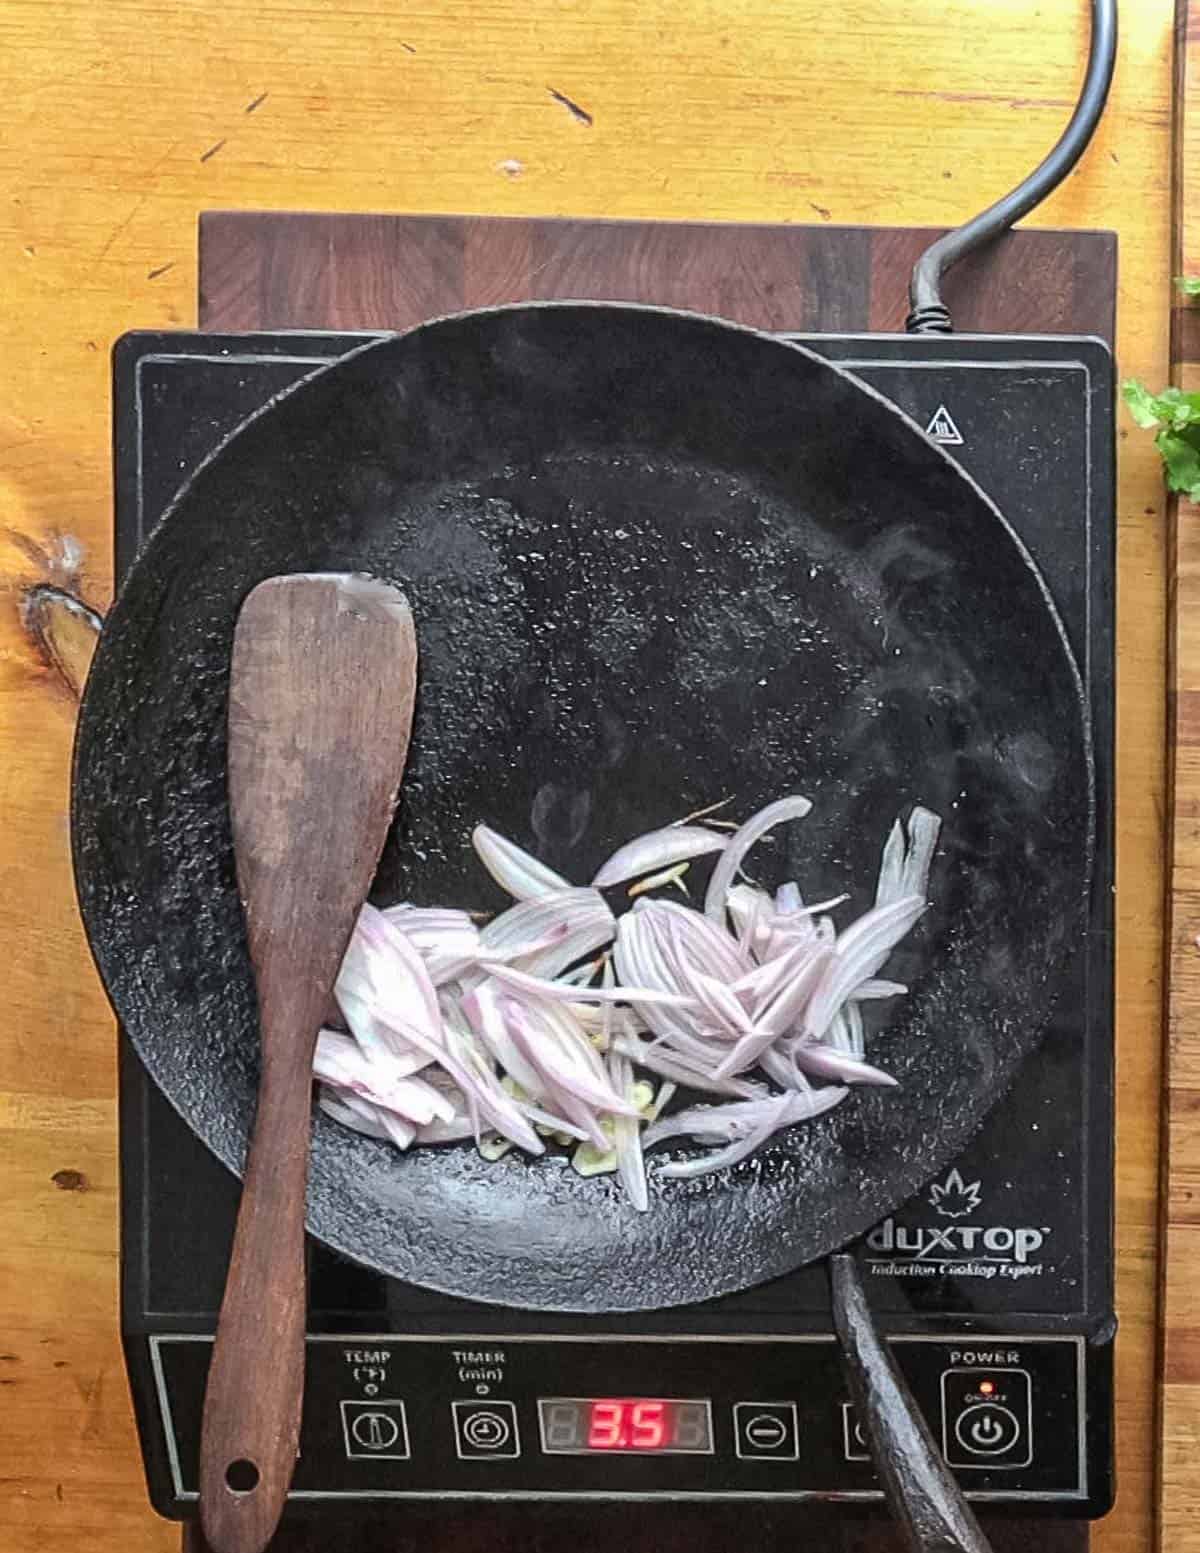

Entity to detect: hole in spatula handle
[225,1458,261,1495]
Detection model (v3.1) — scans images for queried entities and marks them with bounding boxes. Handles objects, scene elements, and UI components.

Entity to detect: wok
[72,304,1091,1544]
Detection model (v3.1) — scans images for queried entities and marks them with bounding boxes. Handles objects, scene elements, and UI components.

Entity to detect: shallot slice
[343,905,446,1045]
[608,1046,649,1211]
[348,920,542,1155]
[380,904,481,981]
[643,1095,792,1147]
[875,818,906,909]
[613,1034,764,1098]
[726,884,773,956]
[704,794,813,923]
[382,904,476,940]
[902,806,941,900]
[484,961,696,1008]
[756,1045,812,1092]
[480,888,615,979]
[480,888,611,951]
[804,894,924,1040]
[646,1087,848,1180]
[460,984,546,1098]
[731,937,824,1016]
[736,887,767,957]
[712,950,831,1079]
[413,1113,477,1145]
[600,956,616,1054]
[592,825,728,889]
[827,1000,866,1058]
[318,1087,388,1140]
[758,891,848,962]
[876,806,942,907]
[852,979,907,1001]
[502,997,639,1119]
[318,1087,417,1149]
[787,1041,897,1087]
[472,824,571,900]
[753,947,833,1038]
[648,898,752,983]
[690,971,756,1041]
[612,910,704,1045]
[330,996,433,1075]
[314,1031,456,1124]
[474,994,609,1140]
[441,1017,545,1155]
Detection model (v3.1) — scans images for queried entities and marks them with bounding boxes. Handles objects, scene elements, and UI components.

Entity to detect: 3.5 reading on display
[537,1398,713,1455]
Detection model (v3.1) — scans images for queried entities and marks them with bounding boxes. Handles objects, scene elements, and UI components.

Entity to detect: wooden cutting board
[198,211,1114,336]
[187,209,1112,1553]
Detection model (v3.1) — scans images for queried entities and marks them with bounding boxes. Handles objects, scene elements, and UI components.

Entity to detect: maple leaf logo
[928,1168,982,1219]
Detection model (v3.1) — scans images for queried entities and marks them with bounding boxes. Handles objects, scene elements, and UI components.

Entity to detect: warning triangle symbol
[925,404,964,446]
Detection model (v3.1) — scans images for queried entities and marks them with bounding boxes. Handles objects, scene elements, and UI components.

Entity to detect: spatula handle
[199,1040,314,1553]
[830,1254,993,1553]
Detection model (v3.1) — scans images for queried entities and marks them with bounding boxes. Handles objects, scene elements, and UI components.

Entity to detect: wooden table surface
[0,2,1173,1550]
[1161,0,1200,1545]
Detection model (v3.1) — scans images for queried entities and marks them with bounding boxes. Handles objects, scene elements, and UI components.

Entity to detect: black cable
[906,0,1118,334]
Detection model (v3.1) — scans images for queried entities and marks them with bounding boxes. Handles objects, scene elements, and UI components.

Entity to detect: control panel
[147,1333,1093,1508]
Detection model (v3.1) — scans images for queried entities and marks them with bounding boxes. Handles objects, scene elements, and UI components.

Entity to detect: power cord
[906,0,1117,334]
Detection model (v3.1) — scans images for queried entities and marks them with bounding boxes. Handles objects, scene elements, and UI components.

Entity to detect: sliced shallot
[472,824,572,900]
[479,888,615,980]
[485,961,697,1008]
[320,793,941,1210]
[608,1046,649,1211]
[592,824,728,889]
[645,1086,848,1180]
[704,794,813,924]
[804,895,925,1041]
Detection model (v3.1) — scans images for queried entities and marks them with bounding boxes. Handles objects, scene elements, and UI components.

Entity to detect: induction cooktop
[110,326,1114,1524]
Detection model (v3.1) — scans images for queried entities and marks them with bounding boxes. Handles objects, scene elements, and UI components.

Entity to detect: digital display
[538,1397,713,1455]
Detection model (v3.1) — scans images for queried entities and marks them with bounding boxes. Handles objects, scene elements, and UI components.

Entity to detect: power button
[954,1404,1021,1456]
[941,1368,1032,1470]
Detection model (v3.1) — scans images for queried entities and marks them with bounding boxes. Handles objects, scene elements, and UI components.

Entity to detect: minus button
[733,1402,800,1460]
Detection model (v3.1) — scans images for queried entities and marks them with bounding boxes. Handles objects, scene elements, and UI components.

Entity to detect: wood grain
[199,578,417,1553]
[1162,3,1200,1544]
[199,213,1116,336]
[0,2,1171,1552]
[181,1512,1100,1553]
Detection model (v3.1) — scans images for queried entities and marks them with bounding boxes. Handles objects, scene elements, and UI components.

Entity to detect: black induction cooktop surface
[111,327,1114,1519]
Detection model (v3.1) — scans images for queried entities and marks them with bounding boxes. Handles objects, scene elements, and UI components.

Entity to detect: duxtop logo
[865,1167,1049,1281]
[928,1167,983,1219]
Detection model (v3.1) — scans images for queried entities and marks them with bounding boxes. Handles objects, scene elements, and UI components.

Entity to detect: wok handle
[829,1254,993,1553]
[199,1048,312,1553]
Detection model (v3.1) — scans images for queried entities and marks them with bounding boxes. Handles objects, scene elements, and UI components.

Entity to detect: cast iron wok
[73,305,1090,1312]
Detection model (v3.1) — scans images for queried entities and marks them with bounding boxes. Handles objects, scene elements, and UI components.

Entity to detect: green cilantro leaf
[1123,380,1200,429]
[1157,428,1200,499]
[1177,276,1200,296]
[1123,380,1200,497]
[1122,378,1165,428]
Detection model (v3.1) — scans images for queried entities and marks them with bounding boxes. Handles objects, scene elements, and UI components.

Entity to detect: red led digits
[587,1400,669,1450]
[587,1400,625,1449]
[631,1400,666,1448]
[540,1397,712,1455]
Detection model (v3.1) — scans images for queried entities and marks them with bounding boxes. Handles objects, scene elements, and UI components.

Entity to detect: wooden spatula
[199,574,417,1553]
